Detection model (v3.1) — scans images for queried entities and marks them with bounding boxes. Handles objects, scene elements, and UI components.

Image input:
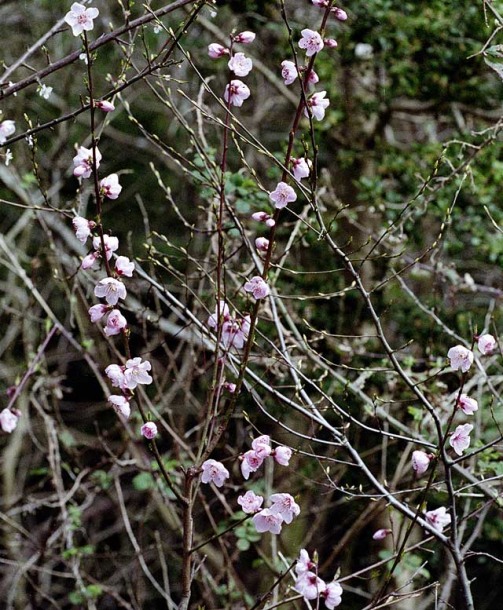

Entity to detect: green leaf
[484,45,503,81]
[236,538,250,551]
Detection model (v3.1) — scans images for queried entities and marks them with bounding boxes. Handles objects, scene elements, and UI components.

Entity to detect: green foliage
[68,584,103,604]
[378,549,431,581]
[233,514,261,551]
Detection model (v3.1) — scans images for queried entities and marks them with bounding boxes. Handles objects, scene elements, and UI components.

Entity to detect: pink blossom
[457,394,478,415]
[123,357,153,389]
[221,315,250,350]
[477,333,496,355]
[73,145,102,179]
[208,43,229,59]
[105,364,125,388]
[0,120,15,145]
[324,38,338,49]
[251,435,272,459]
[322,581,343,609]
[64,3,99,37]
[115,256,135,277]
[269,181,297,209]
[228,52,253,77]
[294,571,325,600]
[92,235,119,261]
[72,216,95,243]
[424,506,451,533]
[273,445,292,466]
[450,423,473,456]
[252,211,275,227]
[269,492,300,524]
[292,157,310,181]
[306,69,319,86]
[305,91,330,121]
[104,309,127,336]
[412,450,431,476]
[108,395,130,419]
[81,252,99,270]
[255,237,269,252]
[141,421,158,440]
[298,29,324,57]
[224,80,251,107]
[281,60,298,85]
[295,549,316,575]
[100,174,122,199]
[234,31,256,44]
[252,508,284,534]
[244,276,270,300]
[372,528,391,540]
[208,300,230,329]
[88,303,109,322]
[94,277,127,306]
[237,490,264,513]
[333,7,348,21]
[0,408,20,433]
[447,345,474,373]
[223,381,237,393]
[311,0,329,6]
[201,459,229,487]
[95,100,115,112]
[240,449,265,479]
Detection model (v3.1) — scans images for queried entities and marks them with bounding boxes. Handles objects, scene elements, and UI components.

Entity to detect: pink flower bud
[81,252,99,270]
[89,304,109,322]
[372,528,391,540]
[223,381,237,393]
[108,395,130,419]
[234,31,256,44]
[208,43,229,59]
[252,211,275,227]
[141,421,158,440]
[324,38,338,49]
[95,100,115,112]
[255,237,269,252]
[412,450,431,476]
[477,333,496,355]
[333,7,348,21]
[306,69,319,86]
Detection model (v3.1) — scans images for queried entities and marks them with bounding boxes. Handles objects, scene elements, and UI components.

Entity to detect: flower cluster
[445,336,498,457]
[251,493,300,534]
[294,550,343,609]
[207,301,251,350]
[200,436,297,535]
[240,434,292,479]
[69,108,157,437]
[208,30,255,107]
